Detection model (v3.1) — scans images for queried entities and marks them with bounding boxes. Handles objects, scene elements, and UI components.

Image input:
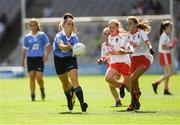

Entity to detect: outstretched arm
[58,41,72,51]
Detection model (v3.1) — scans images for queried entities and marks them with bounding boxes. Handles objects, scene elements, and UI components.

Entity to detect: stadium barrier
[0,63,177,78]
[43,63,166,76]
[43,64,107,76]
[0,66,25,78]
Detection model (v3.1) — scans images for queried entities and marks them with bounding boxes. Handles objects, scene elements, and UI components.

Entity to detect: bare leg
[154,64,173,85]
[58,72,75,111]
[58,73,72,92]
[36,71,45,100]
[109,84,119,100]
[152,64,173,94]
[28,71,36,101]
[131,66,147,88]
[122,75,131,92]
[127,66,146,111]
[36,71,44,88]
[105,68,122,88]
[68,69,88,112]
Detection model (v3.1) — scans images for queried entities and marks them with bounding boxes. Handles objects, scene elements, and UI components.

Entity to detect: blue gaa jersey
[53,31,79,57]
[23,31,50,57]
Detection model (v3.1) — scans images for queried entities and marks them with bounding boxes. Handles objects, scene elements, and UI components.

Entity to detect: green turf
[0,74,180,124]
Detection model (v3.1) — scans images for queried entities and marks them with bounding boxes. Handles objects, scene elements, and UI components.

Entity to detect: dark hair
[63,12,73,20]
[160,20,172,35]
[127,16,151,34]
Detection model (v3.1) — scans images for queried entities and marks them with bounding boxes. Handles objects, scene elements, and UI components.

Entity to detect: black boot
[152,83,158,94]
[74,86,88,112]
[164,90,173,95]
[65,88,74,111]
[31,93,35,101]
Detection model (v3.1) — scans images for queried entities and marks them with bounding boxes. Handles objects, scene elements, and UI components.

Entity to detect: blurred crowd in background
[0,0,179,72]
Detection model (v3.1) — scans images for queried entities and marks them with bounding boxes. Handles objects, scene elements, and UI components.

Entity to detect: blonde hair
[59,21,63,31]
[60,18,77,33]
[108,19,126,33]
[29,18,41,31]
[103,27,109,35]
[126,16,151,34]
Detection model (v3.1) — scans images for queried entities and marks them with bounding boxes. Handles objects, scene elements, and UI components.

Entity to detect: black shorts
[27,57,44,72]
[54,56,78,75]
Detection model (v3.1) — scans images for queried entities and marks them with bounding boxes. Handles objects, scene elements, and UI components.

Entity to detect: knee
[30,76,35,82]
[168,71,173,77]
[36,76,43,82]
[165,72,173,78]
[37,78,43,83]
[105,75,112,83]
[123,78,130,85]
[130,76,137,83]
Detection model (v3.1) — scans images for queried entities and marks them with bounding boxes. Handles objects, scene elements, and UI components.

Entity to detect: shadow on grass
[58,112,89,115]
[60,104,79,107]
[111,104,128,108]
[116,110,157,113]
[134,110,157,113]
[31,100,52,102]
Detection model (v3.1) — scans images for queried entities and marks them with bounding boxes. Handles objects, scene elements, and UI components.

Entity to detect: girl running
[98,27,122,107]
[104,19,132,105]
[123,16,155,111]
[53,14,88,112]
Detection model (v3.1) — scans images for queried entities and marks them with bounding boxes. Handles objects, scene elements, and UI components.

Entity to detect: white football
[73,43,86,56]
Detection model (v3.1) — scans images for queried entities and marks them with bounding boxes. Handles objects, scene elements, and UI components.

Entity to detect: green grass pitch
[0,74,180,124]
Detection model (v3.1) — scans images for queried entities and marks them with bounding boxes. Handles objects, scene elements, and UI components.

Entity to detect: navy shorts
[27,57,44,72]
[54,56,78,75]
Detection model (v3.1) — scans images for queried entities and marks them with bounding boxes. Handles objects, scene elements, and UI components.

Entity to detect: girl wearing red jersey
[123,16,155,111]
[98,27,122,107]
[104,19,132,105]
[152,20,177,95]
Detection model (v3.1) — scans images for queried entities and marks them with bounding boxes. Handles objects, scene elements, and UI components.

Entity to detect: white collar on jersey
[62,30,76,38]
[61,31,76,41]
[29,31,41,37]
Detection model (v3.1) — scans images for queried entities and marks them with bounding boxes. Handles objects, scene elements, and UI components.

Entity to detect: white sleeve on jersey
[159,32,167,45]
[100,43,107,57]
[140,30,149,42]
[159,32,171,53]
[121,35,129,49]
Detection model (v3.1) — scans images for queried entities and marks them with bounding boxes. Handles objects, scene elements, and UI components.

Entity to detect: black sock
[40,88,44,92]
[31,93,35,98]
[70,87,75,93]
[64,88,72,101]
[31,93,35,101]
[74,86,84,106]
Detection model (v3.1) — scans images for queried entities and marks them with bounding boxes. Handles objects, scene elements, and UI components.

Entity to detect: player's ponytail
[160,20,172,35]
[138,19,151,34]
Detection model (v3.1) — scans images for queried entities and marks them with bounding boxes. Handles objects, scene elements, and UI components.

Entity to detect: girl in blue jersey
[58,13,77,105]
[21,18,51,101]
[53,15,88,112]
